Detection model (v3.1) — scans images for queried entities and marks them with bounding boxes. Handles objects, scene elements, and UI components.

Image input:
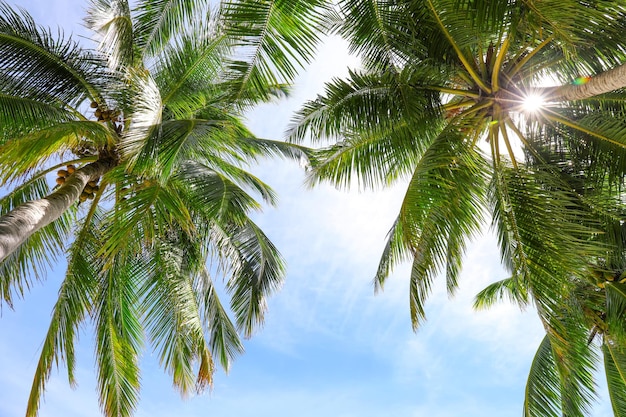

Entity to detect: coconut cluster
[80,179,100,202]
[90,101,123,134]
[55,165,101,202]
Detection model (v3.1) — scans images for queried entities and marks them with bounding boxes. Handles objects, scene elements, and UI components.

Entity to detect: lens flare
[573,76,592,85]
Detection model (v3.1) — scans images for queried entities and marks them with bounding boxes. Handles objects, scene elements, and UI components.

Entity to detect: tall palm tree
[288,0,626,415]
[0,1,325,416]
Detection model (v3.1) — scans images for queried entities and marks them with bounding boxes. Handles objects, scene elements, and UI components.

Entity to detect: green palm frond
[141,234,214,395]
[196,266,243,371]
[0,122,113,185]
[211,219,285,338]
[524,335,562,417]
[605,283,626,342]
[473,277,528,310]
[155,30,227,114]
[0,94,78,142]
[524,326,597,417]
[334,0,417,70]
[603,341,626,417]
[394,129,488,329]
[172,160,268,222]
[26,210,102,417]
[287,68,444,145]
[220,0,327,101]
[94,253,144,417]
[133,0,201,58]
[354,118,492,321]
[0,1,110,105]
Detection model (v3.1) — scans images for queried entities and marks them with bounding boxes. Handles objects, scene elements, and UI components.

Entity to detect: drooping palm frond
[603,341,626,417]
[210,219,285,338]
[140,233,215,396]
[93,253,144,417]
[25,209,103,417]
[473,276,528,310]
[373,129,489,328]
[524,335,562,417]
[195,266,244,371]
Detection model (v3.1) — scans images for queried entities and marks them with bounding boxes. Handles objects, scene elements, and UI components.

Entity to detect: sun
[521,93,545,113]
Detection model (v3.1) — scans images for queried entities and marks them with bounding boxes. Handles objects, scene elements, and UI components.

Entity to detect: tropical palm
[287,0,626,415]
[0,1,324,416]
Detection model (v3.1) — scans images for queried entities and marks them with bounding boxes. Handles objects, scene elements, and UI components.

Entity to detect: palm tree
[0,1,325,416]
[287,0,626,415]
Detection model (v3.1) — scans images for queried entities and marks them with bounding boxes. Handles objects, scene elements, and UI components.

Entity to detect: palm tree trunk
[545,62,626,101]
[0,159,115,263]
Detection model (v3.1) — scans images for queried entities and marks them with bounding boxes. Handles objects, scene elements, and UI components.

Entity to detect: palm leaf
[220,0,327,102]
[85,0,134,70]
[524,334,561,417]
[211,219,285,338]
[603,340,626,417]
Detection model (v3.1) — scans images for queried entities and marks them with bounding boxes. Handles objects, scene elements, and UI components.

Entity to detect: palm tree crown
[288,1,626,415]
[0,1,325,416]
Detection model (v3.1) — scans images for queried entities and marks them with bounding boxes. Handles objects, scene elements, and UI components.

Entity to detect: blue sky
[0,1,614,416]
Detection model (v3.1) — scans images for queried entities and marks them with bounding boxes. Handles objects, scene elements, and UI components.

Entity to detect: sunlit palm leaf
[26,210,102,417]
[85,0,134,70]
[399,130,488,328]
[603,341,626,417]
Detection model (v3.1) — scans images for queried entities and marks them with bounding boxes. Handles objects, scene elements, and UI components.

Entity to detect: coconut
[57,169,69,177]
[67,165,76,174]
[55,177,65,185]
[90,101,98,108]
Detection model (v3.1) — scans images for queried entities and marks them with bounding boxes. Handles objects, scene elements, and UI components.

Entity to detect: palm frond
[93,253,143,417]
[141,234,214,396]
[473,277,528,310]
[25,210,102,417]
[133,0,200,58]
[397,129,488,329]
[211,219,285,338]
[603,340,626,417]
[0,1,110,105]
[0,121,114,186]
[85,0,135,70]
[220,0,327,102]
[524,334,562,417]
[196,267,243,371]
